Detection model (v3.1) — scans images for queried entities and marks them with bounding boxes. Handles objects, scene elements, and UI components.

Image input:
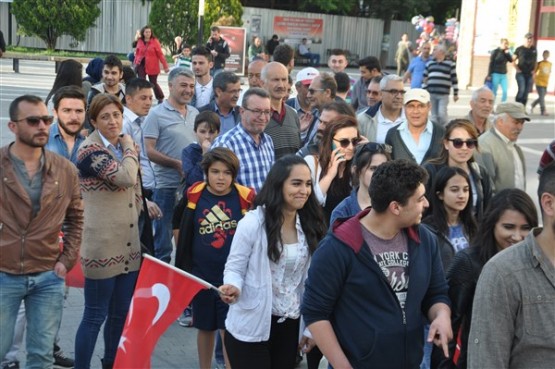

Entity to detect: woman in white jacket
[220,155,327,369]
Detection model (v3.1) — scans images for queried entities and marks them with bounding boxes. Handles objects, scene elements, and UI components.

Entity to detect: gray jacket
[468,229,555,369]
[476,127,526,192]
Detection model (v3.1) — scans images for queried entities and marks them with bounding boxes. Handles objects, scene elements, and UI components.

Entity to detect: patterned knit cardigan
[76,130,142,279]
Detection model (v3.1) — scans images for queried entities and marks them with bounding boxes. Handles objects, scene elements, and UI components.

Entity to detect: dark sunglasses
[448,138,478,149]
[333,137,361,148]
[355,142,392,159]
[14,115,54,127]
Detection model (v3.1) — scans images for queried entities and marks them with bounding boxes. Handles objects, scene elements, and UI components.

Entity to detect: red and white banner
[114,255,215,369]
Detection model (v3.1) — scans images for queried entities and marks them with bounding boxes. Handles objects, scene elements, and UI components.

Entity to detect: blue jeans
[420,324,432,369]
[515,72,533,106]
[303,52,320,66]
[0,271,64,369]
[74,272,138,368]
[430,93,449,126]
[152,187,178,263]
[491,73,508,102]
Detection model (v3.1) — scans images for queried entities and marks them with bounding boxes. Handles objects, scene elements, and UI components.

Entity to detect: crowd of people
[1,25,554,369]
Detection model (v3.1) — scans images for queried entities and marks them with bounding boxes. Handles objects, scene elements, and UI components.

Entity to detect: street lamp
[197,0,205,47]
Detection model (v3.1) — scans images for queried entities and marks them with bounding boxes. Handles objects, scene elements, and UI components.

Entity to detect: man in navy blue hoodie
[302,159,452,369]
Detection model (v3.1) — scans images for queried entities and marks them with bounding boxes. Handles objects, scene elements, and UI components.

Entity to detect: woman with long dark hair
[219,155,327,369]
[424,119,492,221]
[304,115,361,224]
[45,59,84,110]
[134,25,169,103]
[423,166,477,269]
[330,142,391,225]
[431,189,538,369]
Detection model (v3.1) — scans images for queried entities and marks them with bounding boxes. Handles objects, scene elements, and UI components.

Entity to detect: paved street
[0,58,553,369]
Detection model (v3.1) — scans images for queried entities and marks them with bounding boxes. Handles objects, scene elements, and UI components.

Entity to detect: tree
[149,0,243,55]
[11,0,101,51]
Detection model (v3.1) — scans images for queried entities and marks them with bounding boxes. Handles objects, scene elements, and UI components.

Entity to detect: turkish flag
[113,254,214,369]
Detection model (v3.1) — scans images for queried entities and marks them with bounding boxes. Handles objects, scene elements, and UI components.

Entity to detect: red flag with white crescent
[114,255,214,368]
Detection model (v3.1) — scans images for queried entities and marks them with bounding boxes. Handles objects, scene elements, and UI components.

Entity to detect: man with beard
[191,46,215,109]
[468,162,555,369]
[87,54,125,106]
[261,62,301,159]
[143,67,199,263]
[0,95,83,369]
[467,86,495,135]
[302,73,338,148]
[46,86,87,163]
[199,71,242,134]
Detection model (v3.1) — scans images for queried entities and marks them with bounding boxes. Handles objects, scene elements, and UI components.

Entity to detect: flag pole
[142,254,223,295]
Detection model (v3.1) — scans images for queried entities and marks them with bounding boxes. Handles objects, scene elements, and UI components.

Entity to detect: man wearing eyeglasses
[385,88,445,164]
[358,74,406,144]
[477,102,529,192]
[1,95,84,369]
[212,88,275,193]
[305,73,337,145]
[199,71,242,134]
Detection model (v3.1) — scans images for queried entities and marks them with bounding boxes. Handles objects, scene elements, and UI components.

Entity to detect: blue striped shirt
[422,58,459,96]
[212,124,274,193]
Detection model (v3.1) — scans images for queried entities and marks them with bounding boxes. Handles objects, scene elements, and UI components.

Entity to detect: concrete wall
[1,1,418,69]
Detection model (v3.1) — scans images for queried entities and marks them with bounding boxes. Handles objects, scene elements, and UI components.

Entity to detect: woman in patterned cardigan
[74,94,142,369]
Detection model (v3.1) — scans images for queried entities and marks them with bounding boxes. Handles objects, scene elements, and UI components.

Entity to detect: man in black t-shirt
[513,32,537,107]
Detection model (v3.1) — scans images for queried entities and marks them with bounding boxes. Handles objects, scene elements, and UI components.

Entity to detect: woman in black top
[487,38,512,103]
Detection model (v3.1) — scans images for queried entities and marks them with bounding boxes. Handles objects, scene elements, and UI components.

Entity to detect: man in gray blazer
[477,102,529,192]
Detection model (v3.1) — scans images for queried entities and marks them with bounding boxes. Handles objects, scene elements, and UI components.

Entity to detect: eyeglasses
[448,138,478,149]
[366,90,380,96]
[308,88,325,95]
[247,73,261,79]
[355,142,392,160]
[333,137,361,148]
[243,107,272,117]
[14,115,54,127]
[382,89,406,96]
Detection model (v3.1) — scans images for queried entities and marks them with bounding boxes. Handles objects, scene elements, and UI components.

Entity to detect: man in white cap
[477,102,529,192]
[286,67,320,146]
[385,88,445,164]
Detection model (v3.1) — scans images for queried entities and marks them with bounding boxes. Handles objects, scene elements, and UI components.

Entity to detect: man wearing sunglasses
[1,95,84,369]
[358,74,406,144]
[477,102,529,192]
[385,88,445,164]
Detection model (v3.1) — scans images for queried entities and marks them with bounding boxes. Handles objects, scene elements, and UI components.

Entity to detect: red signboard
[273,16,324,43]
[220,26,247,75]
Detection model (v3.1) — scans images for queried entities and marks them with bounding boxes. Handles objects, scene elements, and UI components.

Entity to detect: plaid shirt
[212,124,274,193]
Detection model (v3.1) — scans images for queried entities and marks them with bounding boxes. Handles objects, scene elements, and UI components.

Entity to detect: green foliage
[149,0,243,54]
[11,0,101,51]
[299,0,460,22]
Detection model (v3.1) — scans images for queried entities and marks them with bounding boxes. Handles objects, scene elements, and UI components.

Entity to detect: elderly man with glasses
[358,74,406,144]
